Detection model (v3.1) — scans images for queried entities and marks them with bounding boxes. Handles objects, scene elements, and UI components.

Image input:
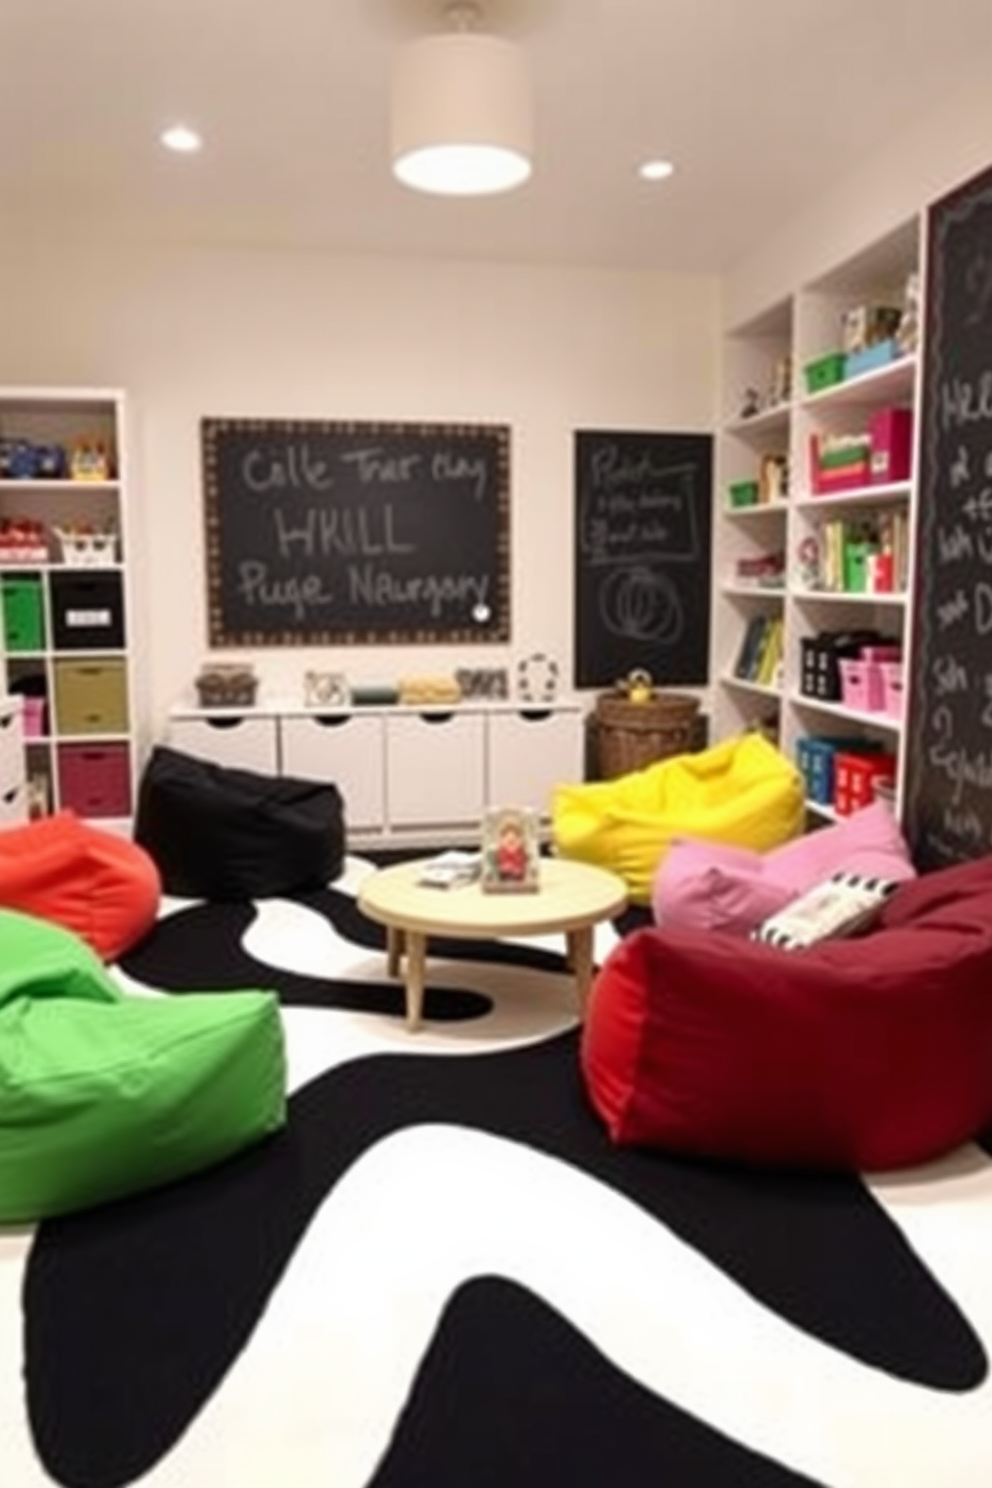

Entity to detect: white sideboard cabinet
[167,702,585,844]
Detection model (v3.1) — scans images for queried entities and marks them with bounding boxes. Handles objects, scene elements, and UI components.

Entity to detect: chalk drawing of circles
[599,565,684,644]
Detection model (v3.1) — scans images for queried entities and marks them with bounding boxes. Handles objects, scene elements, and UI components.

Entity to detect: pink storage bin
[869,407,913,484]
[881,661,905,718]
[22,697,47,737]
[57,743,132,818]
[838,659,871,710]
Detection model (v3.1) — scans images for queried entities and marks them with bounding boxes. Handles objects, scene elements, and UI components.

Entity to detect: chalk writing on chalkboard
[201,418,510,647]
[573,430,712,688]
[905,163,992,869]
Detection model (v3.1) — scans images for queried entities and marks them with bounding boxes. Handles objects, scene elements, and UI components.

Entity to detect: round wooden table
[357,856,628,1031]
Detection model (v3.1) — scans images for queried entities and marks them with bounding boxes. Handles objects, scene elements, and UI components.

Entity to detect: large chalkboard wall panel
[573,429,713,688]
[202,418,510,646]
[905,164,992,869]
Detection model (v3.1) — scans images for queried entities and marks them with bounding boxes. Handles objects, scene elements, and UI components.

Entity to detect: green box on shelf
[728,480,759,509]
[1,575,46,652]
[803,352,847,395]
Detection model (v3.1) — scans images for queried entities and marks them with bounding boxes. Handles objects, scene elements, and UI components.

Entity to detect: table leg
[387,925,403,977]
[404,932,427,1032]
[568,925,595,1020]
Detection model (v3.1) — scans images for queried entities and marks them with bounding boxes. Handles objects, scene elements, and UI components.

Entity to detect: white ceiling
[3,0,992,274]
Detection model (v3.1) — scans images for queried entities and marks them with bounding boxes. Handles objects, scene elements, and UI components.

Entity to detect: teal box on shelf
[796,735,883,806]
[844,338,898,380]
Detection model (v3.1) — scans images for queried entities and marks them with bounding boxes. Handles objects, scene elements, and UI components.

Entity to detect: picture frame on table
[480,806,540,894]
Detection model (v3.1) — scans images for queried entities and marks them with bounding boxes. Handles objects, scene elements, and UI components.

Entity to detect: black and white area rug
[3,851,992,1487]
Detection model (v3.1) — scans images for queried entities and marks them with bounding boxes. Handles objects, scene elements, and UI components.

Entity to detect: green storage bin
[803,352,846,395]
[728,479,759,509]
[2,575,46,651]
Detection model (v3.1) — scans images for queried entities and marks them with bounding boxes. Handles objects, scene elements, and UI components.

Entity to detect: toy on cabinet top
[303,671,350,708]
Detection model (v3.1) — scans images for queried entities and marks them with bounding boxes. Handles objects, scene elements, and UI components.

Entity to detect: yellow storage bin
[552,732,805,905]
[52,658,130,735]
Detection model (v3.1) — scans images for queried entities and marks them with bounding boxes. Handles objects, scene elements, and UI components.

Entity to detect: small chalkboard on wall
[904,162,992,869]
[201,418,510,646]
[573,429,713,688]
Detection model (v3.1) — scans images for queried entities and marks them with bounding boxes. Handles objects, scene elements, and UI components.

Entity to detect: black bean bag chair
[135,746,345,900]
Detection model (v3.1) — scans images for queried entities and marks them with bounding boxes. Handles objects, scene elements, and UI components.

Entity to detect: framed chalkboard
[904,163,992,868]
[202,418,510,646]
[573,429,713,688]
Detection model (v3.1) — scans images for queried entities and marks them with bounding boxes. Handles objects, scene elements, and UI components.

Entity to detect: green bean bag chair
[0,908,286,1224]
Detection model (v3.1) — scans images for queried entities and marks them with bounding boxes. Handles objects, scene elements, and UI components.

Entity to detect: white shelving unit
[712,219,922,818]
[0,388,139,827]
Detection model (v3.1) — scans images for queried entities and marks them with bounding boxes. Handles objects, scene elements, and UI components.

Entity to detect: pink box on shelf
[869,407,913,483]
[56,743,132,818]
[838,659,871,711]
[881,661,905,718]
[22,697,47,737]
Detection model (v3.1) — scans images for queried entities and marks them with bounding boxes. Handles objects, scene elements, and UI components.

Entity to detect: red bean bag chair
[0,811,160,961]
[581,854,992,1171]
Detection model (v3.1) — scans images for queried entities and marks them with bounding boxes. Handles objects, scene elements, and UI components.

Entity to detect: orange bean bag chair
[0,811,160,960]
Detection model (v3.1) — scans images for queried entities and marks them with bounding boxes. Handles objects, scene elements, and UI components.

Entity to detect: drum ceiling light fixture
[391,1,533,197]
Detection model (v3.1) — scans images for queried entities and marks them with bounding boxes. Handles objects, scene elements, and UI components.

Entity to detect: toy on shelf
[0,439,68,481]
[0,516,49,562]
[70,439,114,482]
[53,522,118,567]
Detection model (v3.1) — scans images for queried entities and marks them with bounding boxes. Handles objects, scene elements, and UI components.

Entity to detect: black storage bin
[135,745,346,900]
[50,569,125,650]
[800,629,882,702]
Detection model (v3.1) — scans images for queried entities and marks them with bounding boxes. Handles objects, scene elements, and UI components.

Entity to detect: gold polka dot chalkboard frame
[201,418,511,647]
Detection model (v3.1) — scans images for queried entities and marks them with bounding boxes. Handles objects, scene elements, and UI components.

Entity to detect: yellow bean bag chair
[552,732,805,904]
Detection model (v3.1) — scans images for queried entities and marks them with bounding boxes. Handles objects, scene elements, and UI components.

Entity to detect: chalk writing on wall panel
[201,418,510,646]
[573,429,713,688]
[905,163,992,869]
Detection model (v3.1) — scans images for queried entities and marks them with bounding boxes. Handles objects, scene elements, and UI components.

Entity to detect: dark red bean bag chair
[581,854,992,1170]
[0,811,160,961]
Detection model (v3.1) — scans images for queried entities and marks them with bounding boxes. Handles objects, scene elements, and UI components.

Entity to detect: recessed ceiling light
[639,158,675,182]
[160,125,203,154]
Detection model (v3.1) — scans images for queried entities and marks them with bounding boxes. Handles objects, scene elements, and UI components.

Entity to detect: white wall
[0,241,719,750]
[724,70,992,326]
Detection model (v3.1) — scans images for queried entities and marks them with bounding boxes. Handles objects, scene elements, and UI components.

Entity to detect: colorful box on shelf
[841,305,903,355]
[869,407,913,483]
[53,526,119,567]
[809,434,871,495]
[803,351,846,395]
[844,338,899,380]
[833,750,897,816]
[0,517,49,562]
[728,479,759,509]
[879,660,905,717]
[839,644,903,715]
[22,696,47,738]
[796,735,882,806]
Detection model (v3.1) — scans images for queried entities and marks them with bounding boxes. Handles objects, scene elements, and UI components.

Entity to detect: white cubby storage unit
[0,389,138,827]
[167,702,586,845]
[0,694,27,825]
[713,219,922,821]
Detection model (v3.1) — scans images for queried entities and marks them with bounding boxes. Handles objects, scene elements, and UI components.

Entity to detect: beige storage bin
[52,658,130,735]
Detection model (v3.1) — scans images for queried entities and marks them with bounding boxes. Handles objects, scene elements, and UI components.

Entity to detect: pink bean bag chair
[0,811,160,961]
[651,799,917,936]
[583,854,992,1171]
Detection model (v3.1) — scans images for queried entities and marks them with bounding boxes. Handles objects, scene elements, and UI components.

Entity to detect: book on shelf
[733,614,782,684]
